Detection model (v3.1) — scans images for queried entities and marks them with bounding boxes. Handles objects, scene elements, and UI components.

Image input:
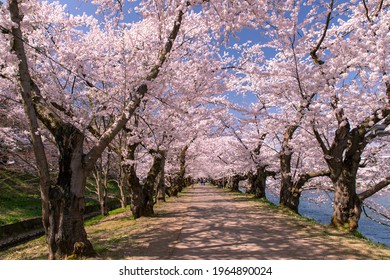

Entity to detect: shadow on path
[167,185,378,259]
[93,184,390,260]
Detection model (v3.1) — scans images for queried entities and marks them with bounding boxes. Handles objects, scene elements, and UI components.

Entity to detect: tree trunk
[9,1,93,258]
[165,176,179,197]
[93,169,108,216]
[101,162,109,216]
[279,125,301,212]
[127,166,144,219]
[141,152,165,214]
[124,143,145,219]
[8,0,186,258]
[125,145,164,218]
[48,126,94,258]
[117,155,127,208]
[249,166,268,199]
[98,179,108,216]
[279,181,300,212]
[167,145,188,196]
[229,175,241,192]
[329,147,362,231]
[279,150,301,212]
[331,172,362,231]
[176,145,188,193]
[156,151,166,202]
[118,179,127,208]
[313,117,367,231]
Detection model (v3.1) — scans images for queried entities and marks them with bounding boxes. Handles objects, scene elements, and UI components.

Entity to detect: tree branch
[295,170,330,188]
[310,0,334,65]
[85,8,185,171]
[358,176,390,201]
[362,0,372,22]
[309,125,329,155]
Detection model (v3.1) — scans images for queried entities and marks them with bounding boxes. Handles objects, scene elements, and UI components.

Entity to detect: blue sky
[52,0,141,22]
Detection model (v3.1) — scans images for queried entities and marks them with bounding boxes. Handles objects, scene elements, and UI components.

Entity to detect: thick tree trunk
[279,181,300,212]
[331,172,362,231]
[279,125,301,212]
[166,176,179,197]
[279,150,301,212]
[125,143,145,219]
[313,116,368,231]
[9,0,52,258]
[48,127,94,258]
[249,166,274,199]
[9,1,93,258]
[141,152,165,214]
[125,145,164,218]
[127,167,144,219]
[329,149,362,231]
[167,146,188,197]
[229,175,241,192]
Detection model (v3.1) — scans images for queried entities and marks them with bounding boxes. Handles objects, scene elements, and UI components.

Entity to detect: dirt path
[163,184,390,259]
[1,184,390,260]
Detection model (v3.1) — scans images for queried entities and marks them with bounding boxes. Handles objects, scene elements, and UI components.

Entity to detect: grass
[94,244,109,254]
[85,207,130,226]
[0,169,41,225]
[0,168,125,226]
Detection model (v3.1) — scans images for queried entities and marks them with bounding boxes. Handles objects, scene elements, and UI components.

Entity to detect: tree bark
[167,145,188,196]
[8,0,49,213]
[176,145,189,192]
[249,166,270,199]
[279,126,298,211]
[156,151,166,202]
[48,125,95,258]
[125,144,165,218]
[118,161,128,208]
[278,125,331,212]
[331,170,362,231]
[228,174,243,192]
[124,143,144,218]
[95,172,108,216]
[141,152,165,214]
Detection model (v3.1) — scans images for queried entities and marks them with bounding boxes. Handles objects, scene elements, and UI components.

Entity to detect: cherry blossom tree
[307,0,390,230]
[228,0,389,228]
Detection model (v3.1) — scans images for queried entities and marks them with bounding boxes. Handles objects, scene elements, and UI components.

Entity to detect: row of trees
[192,0,390,232]
[0,0,389,259]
